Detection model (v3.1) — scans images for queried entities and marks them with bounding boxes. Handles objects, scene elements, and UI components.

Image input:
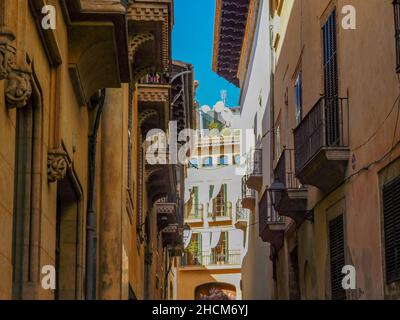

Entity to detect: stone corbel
[47,149,69,183]
[0,27,33,109]
[0,28,16,80]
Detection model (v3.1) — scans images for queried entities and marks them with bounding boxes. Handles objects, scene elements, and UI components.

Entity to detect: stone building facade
[213,0,400,300]
[0,0,194,300]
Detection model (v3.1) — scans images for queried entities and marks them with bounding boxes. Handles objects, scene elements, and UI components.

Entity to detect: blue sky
[172,0,240,108]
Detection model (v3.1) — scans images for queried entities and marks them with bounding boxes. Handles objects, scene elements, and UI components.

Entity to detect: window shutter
[383,176,400,284]
[329,214,346,300]
[322,10,340,146]
[224,184,228,215]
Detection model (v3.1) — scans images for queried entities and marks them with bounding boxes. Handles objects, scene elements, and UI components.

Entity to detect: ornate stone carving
[0,28,16,80]
[5,66,32,109]
[48,149,69,183]
[0,27,32,109]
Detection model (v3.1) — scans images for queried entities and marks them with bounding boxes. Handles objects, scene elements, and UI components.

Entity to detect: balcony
[294,97,349,194]
[127,0,173,74]
[235,207,250,231]
[162,224,182,248]
[273,148,308,225]
[169,244,183,257]
[181,250,241,267]
[259,192,285,250]
[245,148,263,192]
[155,201,177,232]
[208,202,232,221]
[241,176,256,211]
[185,204,204,222]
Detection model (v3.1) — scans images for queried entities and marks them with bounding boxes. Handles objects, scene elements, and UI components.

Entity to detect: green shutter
[224,232,229,263]
[223,184,228,215]
[197,233,202,264]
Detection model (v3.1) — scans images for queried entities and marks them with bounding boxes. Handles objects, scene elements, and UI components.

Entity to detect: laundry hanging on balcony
[207,183,222,216]
[210,229,222,249]
[183,229,193,249]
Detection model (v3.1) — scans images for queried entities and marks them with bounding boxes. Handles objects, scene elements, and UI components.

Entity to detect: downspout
[86,89,106,300]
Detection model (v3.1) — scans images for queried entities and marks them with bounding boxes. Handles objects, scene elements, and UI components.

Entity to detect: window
[294,72,302,125]
[211,231,229,264]
[383,176,400,283]
[329,215,346,300]
[234,154,241,165]
[214,184,228,217]
[274,121,281,161]
[394,0,400,72]
[219,155,229,166]
[323,10,340,146]
[203,157,213,167]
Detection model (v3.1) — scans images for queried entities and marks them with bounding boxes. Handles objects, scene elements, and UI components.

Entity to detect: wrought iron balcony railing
[181,250,241,267]
[246,148,262,176]
[241,176,256,199]
[236,208,250,221]
[185,204,203,220]
[138,73,170,85]
[208,202,232,219]
[294,96,349,175]
[241,175,256,211]
[275,147,302,190]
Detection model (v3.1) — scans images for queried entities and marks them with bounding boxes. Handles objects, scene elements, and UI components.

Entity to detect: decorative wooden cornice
[237,0,260,87]
[0,28,33,109]
[212,0,250,87]
[137,84,169,102]
[127,1,171,71]
[47,149,69,183]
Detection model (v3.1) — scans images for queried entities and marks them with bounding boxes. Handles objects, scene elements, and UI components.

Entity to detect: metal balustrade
[181,250,241,267]
[293,97,349,175]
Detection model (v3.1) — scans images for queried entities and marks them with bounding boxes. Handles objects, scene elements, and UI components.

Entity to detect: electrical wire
[352,83,400,152]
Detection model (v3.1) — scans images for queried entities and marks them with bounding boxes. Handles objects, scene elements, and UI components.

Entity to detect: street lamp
[267,178,286,211]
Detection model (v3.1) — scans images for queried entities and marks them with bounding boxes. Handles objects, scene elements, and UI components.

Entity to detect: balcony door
[211,231,228,264]
[323,10,340,146]
[214,184,228,218]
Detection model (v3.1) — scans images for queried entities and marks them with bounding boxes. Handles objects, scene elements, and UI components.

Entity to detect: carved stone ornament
[48,149,69,183]
[0,27,32,109]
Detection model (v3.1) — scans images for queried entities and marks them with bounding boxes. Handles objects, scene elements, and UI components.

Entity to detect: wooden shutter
[322,10,340,146]
[383,176,400,284]
[329,214,346,300]
[223,184,228,216]
[394,0,400,72]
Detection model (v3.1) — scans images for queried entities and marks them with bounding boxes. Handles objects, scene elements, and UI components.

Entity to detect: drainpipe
[85,89,106,300]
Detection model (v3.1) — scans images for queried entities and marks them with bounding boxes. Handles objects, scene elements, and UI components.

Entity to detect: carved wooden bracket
[47,149,69,183]
[0,27,32,109]
[129,33,155,61]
